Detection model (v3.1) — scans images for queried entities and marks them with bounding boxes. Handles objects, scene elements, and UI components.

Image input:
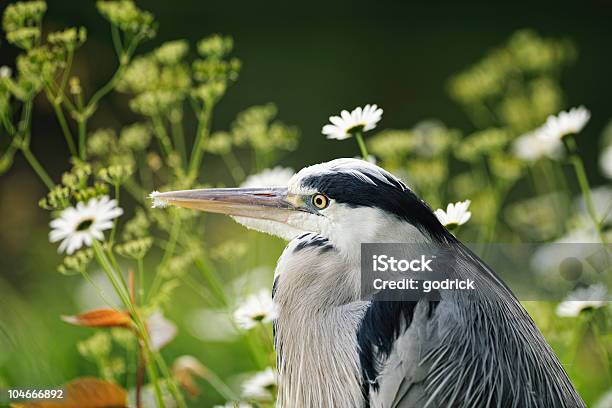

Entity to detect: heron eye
[312,194,329,209]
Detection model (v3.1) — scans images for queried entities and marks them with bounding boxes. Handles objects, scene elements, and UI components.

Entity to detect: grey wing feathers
[369,297,586,408]
[371,300,441,408]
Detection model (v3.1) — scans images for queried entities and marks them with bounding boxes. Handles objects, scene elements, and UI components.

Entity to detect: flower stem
[565,136,607,243]
[147,213,181,302]
[78,118,87,160]
[152,115,174,158]
[354,131,369,160]
[204,368,239,401]
[92,241,168,408]
[188,104,213,178]
[108,184,120,246]
[194,258,228,307]
[137,257,145,305]
[51,102,77,157]
[21,147,54,190]
[221,151,246,184]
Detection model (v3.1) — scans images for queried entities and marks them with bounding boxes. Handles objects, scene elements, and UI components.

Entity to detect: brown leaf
[61,309,131,328]
[10,377,127,408]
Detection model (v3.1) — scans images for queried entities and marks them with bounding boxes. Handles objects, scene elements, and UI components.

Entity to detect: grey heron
[152,158,585,408]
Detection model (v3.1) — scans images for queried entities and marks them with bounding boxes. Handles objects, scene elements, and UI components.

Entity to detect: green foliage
[448,29,575,133]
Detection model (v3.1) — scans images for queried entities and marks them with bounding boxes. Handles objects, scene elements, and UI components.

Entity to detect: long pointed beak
[150,187,301,223]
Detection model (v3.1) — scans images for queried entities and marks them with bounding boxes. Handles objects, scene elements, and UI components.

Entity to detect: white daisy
[240,166,295,188]
[600,145,612,179]
[147,310,177,350]
[49,196,123,255]
[556,283,608,317]
[241,367,277,401]
[540,106,591,140]
[233,289,277,330]
[434,200,472,230]
[512,130,563,162]
[322,104,383,140]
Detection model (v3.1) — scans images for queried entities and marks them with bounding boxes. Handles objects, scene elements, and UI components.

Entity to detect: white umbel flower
[540,106,591,140]
[0,66,12,78]
[233,289,278,330]
[49,196,123,254]
[434,200,472,230]
[512,130,563,162]
[214,403,253,408]
[241,367,277,401]
[240,167,295,188]
[556,283,608,317]
[322,104,383,140]
[600,145,612,179]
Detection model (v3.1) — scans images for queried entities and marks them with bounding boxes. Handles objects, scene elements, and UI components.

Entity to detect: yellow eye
[312,193,329,209]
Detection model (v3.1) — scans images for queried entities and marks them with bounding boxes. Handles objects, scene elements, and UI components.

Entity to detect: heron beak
[150,187,301,223]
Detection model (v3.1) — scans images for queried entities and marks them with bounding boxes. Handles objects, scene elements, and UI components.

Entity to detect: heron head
[151,158,447,256]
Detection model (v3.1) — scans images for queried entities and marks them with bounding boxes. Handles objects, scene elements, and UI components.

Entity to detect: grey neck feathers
[273,237,368,407]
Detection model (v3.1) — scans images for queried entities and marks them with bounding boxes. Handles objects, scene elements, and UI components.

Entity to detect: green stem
[152,351,187,408]
[109,184,120,246]
[79,267,118,309]
[203,368,239,401]
[151,115,174,158]
[111,24,124,57]
[169,109,187,166]
[78,118,87,160]
[354,131,369,160]
[137,257,145,305]
[92,241,167,408]
[51,102,77,157]
[565,136,607,244]
[188,104,213,178]
[20,99,33,143]
[221,151,246,184]
[87,64,126,113]
[194,257,228,306]
[21,147,54,190]
[92,241,131,305]
[147,214,181,301]
[59,49,74,93]
[243,330,268,369]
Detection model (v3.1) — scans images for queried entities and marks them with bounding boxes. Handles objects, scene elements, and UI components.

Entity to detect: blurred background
[1,0,611,406]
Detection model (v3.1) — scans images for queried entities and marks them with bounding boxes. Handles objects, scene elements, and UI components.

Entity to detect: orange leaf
[10,377,127,408]
[61,309,131,328]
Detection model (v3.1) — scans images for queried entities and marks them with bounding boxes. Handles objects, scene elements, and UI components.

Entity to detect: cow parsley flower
[233,289,277,330]
[540,106,591,140]
[556,283,608,317]
[434,200,472,230]
[512,130,563,162]
[322,104,383,140]
[0,66,12,78]
[242,367,277,401]
[49,196,123,254]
